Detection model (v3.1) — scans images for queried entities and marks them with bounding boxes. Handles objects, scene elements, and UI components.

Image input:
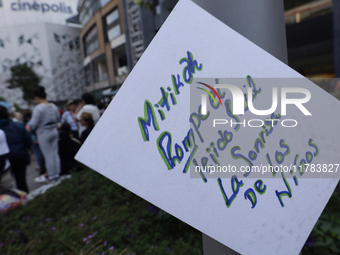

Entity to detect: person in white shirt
[0,129,10,172]
[76,93,100,136]
[61,100,79,139]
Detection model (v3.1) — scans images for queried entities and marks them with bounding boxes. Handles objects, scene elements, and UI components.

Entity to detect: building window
[104,9,121,42]
[93,58,108,83]
[85,64,93,86]
[84,26,99,56]
[113,44,128,77]
[79,0,102,26]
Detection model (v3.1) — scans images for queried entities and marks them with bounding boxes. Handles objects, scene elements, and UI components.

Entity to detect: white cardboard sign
[75,1,339,254]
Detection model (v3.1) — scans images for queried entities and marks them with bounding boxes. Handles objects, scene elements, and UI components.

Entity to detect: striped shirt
[61,111,79,132]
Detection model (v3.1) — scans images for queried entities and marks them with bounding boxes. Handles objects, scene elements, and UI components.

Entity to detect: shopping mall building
[0,0,85,107]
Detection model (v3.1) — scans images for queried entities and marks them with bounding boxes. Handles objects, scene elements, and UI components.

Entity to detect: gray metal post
[191,0,288,64]
[190,0,288,254]
[202,234,241,255]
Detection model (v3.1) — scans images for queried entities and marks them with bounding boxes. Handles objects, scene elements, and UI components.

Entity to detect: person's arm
[76,107,84,122]
[61,112,67,124]
[77,101,84,113]
[55,105,61,123]
[30,106,40,130]
[94,107,101,123]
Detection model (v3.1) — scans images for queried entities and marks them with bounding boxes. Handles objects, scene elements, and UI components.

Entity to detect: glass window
[112,44,128,77]
[106,9,119,25]
[79,0,102,26]
[93,59,108,83]
[84,26,99,56]
[85,64,93,86]
[104,8,121,42]
[107,25,121,41]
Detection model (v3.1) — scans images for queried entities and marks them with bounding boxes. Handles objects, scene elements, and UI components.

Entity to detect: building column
[333,0,340,77]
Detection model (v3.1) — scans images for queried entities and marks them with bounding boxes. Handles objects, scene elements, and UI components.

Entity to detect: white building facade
[0,0,85,107]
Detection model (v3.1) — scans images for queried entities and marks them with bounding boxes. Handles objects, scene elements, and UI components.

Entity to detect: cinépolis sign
[11,1,72,14]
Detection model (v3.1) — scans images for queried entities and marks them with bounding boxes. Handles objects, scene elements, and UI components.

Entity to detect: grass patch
[0,168,203,255]
[302,182,340,255]
[3,167,338,254]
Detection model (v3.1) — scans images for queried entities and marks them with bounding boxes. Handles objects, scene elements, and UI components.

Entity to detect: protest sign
[75,0,339,254]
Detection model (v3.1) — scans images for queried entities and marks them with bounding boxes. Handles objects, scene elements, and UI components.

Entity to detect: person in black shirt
[79,112,94,144]
[0,106,31,192]
[58,123,81,175]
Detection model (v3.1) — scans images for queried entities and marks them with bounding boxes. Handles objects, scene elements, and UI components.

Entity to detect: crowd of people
[0,86,105,194]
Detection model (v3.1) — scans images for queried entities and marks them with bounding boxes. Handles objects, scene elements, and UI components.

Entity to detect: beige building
[78,0,178,102]
[78,0,128,101]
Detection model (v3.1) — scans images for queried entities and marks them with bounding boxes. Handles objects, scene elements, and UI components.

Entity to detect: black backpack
[1,121,29,163]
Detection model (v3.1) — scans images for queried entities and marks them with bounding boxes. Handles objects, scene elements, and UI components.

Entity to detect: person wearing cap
[79,112,94,144]
[61,100,79,139]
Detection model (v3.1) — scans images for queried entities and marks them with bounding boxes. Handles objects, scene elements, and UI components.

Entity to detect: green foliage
[302,183,340,254]
[6,63,41,103]
[0,96,6,101]
[133,0,178,12]
[0,168,203,255]
[133,0,156,11]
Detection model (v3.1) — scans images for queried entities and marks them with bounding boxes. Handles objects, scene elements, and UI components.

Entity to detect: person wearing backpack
[0,106,31,193]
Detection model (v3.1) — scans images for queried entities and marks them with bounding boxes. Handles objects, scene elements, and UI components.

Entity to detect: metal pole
[190,0,288,254]
[202,234,241,255]
[191,0,288,65]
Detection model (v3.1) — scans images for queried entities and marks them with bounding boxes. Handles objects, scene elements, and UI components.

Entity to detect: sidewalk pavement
[0,151,70,200]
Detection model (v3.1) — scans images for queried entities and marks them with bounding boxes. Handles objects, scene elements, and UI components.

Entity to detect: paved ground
[0,151,68,199]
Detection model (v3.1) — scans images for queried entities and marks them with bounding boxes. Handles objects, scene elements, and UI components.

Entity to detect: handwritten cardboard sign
[75,1,339,254]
